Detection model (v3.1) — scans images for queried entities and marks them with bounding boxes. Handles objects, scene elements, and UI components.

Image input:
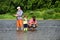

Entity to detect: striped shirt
[17,10,23,20]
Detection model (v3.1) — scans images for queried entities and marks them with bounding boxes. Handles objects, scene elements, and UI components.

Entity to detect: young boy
[28,16,38,31]
[23,16,28,31]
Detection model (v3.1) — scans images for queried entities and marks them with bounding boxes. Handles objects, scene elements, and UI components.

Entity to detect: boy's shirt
[16,10,23,20]
[23,18,28,24]
[29,18,37,24]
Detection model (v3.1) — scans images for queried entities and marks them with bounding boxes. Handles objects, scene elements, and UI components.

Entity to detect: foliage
[0,0,60,14]
[0,0,60,19]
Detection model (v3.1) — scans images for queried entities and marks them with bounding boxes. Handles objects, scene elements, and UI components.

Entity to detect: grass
[0,8,60,20]
[0,14,16,19]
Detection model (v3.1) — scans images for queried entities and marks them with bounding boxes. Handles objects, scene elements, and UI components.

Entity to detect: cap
[17,6,20,9]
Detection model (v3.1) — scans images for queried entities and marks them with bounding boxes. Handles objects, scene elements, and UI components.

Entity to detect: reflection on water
[0,27,60,40]
[16,31,28,40]
[0,20,60,40]
[16,31,24,40]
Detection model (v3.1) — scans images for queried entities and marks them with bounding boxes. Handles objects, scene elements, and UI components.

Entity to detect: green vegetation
[0,0,60,20]
[0,8,60,20]
[24,8,60,20]
[0,13,15,19]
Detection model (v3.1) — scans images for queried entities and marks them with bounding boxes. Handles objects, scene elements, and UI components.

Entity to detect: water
[0,27,60,40]
[0,20,60,40]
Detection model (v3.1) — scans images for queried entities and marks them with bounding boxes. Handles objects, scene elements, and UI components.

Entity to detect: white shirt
[23,18,28,24]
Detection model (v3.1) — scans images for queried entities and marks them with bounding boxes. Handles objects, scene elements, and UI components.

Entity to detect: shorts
[24,24,28,28]
[28,24,37,28]
[16,19,23,27]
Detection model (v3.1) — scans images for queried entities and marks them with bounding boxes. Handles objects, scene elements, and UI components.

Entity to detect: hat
[17,6,20,9]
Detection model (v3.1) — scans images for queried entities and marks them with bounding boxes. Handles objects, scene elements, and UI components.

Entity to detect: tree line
[0,0,60,14]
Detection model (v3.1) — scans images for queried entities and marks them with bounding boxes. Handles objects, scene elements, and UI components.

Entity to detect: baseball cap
[17,6,20,9]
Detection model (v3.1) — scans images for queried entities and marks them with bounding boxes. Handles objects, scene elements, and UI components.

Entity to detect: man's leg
[16,20,20,30]
[19,19,23,30]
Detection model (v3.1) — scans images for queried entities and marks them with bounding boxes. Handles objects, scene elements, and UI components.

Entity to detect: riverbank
[0,8,60,20]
